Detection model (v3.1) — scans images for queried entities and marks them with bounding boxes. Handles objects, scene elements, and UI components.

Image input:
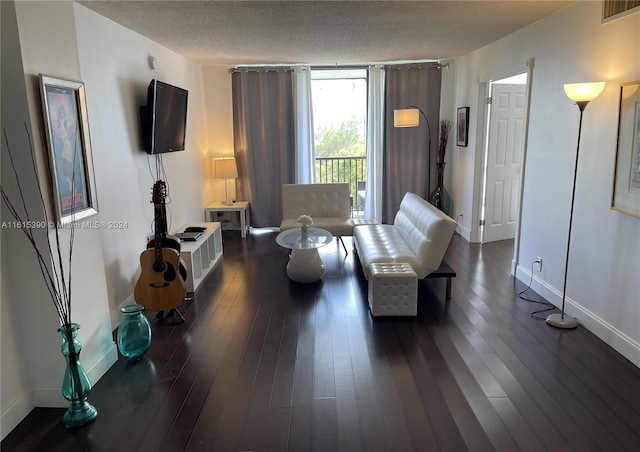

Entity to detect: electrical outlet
[535,257,543,272]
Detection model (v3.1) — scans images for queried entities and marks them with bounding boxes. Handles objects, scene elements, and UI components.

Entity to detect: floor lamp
[394,106,432,194]
[214,157,238,206]
[546,81,605,329]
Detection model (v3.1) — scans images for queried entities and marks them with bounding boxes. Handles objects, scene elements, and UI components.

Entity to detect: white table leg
[286,248,325,283]
[240,209,247,239]
[245,208,250,238]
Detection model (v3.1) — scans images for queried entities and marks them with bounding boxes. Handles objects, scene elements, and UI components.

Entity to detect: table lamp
[214,157,238,205]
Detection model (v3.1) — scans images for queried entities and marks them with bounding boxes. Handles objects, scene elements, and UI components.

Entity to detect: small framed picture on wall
[457,107,469,147]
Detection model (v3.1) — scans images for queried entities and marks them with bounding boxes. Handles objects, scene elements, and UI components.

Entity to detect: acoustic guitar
[134,181,186,312]
[145,180,187,281]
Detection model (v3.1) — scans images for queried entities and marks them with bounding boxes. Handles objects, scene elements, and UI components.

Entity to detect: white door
[482,83,526,243]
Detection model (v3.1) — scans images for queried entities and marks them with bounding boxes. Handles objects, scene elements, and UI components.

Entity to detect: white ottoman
[368,263,418,316]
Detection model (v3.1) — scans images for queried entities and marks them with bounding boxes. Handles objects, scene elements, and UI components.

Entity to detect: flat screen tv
[140,79,188,154]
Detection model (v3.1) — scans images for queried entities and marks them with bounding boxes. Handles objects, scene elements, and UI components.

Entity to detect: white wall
[449,1,640,365]
[1,0,220,439]
[202,65,236,204]
[1,0,118,439]
[439,59,457,218]
[1,1,53,438]
[72,3,210,321]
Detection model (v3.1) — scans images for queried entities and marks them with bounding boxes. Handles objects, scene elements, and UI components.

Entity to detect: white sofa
[280,183,353,252]
[354,192,457,278]
[353,192,457,315]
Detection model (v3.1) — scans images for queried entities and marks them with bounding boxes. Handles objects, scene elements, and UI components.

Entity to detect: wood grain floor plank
[430,331,518,451]
[269,300,301,409]
[262,406,291,452]
[314,288,336,399]
[312,396,338,451]
[236,297,288,452]
[288,353,314,450]
[489,397,546,452]
[411,324,495,452]
[333,355,365,451]
[396,322,470,451]
[345,317,393,451]
[160,350,226,451]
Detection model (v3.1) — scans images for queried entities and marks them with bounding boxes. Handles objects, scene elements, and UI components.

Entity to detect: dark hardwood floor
[3,231,640,451]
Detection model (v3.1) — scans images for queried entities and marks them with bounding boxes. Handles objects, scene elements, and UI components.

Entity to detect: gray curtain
[232,68,295,227]
[382,64,442,223]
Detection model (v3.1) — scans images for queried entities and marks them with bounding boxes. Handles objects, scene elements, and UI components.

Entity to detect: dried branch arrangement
[1,125,76,327]
[438,119,452,164]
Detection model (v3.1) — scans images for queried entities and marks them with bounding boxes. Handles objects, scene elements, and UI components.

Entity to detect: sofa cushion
[354,224,424,278]
[282,183,351,219]
[393,193,457,275]
[280,217,354,236]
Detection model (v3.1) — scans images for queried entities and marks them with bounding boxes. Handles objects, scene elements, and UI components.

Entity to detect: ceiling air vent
[603,0,640,21]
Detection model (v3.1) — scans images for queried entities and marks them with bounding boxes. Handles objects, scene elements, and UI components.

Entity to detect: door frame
[470,58,535,276]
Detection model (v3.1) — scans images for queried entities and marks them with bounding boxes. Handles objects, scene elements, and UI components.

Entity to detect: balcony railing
[315,156,366,215]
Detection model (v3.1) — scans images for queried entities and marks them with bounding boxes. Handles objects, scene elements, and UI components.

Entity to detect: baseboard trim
[1,341,118,441]
[31,387,67,408]
[1,390,33,441]
[86,341,118,384]
[30,340,118,407]
[110,294,135,331]
[455,224,472,242]
[515,265,640,368]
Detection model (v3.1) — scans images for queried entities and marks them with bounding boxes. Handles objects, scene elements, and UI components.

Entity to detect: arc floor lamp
[394,106,432,193]
[546,81,605,329]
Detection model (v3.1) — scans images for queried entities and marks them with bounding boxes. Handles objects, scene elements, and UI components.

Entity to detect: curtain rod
[229,65,369,73]
[229,61,450,73]
[311,64,369,70]
[386,62,449,70]
[228,67,294,73]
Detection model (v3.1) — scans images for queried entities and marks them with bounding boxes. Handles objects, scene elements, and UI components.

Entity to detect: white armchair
[280,183,353,253]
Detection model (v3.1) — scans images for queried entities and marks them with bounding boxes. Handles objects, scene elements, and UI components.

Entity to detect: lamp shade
[563,82,606,102]
[394,108,420,127]
[214,158,238,179]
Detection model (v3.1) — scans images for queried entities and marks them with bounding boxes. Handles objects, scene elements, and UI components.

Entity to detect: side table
[276,227,332,283]
[205,201,250,239]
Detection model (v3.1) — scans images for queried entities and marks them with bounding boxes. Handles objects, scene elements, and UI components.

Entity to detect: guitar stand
[155,308,185,324]
[154,293,193,325]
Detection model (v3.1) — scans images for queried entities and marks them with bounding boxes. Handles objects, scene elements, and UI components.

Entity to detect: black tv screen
[141,79,188,154]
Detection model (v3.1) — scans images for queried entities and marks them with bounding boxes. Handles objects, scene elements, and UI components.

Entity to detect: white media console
[176,222,223,292]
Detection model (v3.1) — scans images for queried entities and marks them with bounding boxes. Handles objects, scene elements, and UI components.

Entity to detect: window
[311,68,367,213]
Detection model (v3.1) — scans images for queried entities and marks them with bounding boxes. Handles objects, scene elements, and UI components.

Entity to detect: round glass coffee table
[276,227,333,283]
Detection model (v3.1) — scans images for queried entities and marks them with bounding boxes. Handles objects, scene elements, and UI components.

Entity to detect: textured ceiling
[77,0,574,65]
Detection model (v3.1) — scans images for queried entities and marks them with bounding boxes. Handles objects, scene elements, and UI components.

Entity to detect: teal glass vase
[117,304,151,361]
[58,324,98,428]
[430,162,452,216]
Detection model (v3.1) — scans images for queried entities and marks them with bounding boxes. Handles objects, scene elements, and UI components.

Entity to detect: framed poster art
[457,106,469,147]
[39,75,98,224]
[611,81,640,217]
